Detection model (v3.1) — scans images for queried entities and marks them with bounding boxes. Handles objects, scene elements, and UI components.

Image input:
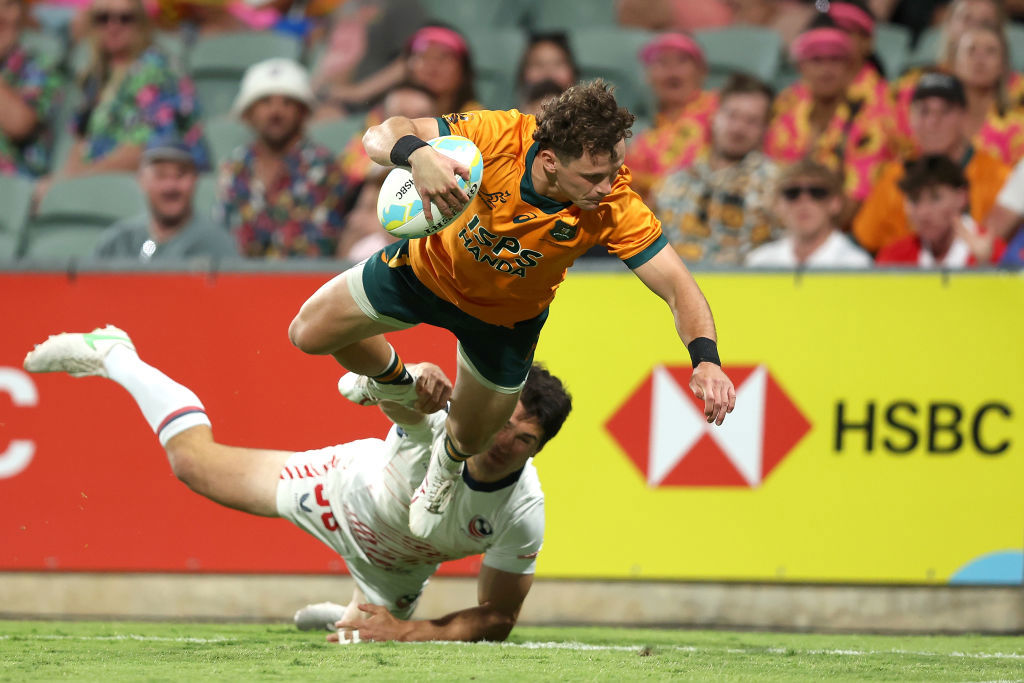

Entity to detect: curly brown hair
[532,79,635,159]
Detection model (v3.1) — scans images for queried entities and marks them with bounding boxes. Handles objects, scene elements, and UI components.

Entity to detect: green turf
[1,620,1022,681]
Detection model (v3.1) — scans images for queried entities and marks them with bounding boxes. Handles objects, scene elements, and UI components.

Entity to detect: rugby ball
[376,135,484,239]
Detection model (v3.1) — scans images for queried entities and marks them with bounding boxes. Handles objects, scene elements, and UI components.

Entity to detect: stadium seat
[22,174,146,261]
[0,175,33,259]
[568,27,656,119]
[189,32,303,117]
[419,0,532,33]
[874,23,912,79]
[193,173,220,224]
[466,27,527,111]
[1008,24,1024,72]
[20,225,110,261]
[20,29,64,69]
[531,0,617,31]
[905,26,942,70]
[695,27,781,91]
[204,116,251,167]
[308,116,364,154]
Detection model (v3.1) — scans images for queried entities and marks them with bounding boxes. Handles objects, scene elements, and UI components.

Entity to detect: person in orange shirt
[853,72,1009,254]
[625,32,718,201]
[288,80,736,539]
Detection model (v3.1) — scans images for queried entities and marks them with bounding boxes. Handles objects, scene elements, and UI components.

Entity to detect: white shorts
[275,444,431,619]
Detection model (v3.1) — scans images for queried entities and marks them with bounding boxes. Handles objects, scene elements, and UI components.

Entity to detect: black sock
[372,350,413,385]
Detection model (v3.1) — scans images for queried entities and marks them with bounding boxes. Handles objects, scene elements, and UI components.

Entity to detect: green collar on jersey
[521,142,574,214]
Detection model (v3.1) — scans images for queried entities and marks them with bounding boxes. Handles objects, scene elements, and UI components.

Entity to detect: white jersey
[276,412,544,617]
[745,231,872,268]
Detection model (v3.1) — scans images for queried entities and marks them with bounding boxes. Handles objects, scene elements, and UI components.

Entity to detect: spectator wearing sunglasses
[654,73,781,266]
[746,160,871,268]
[877,155,1005,267]
[35,0,208,204]
[0,0,61,178]
[853,72,1009,254]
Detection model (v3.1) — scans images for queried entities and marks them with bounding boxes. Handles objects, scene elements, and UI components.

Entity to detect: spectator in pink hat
[625,32,717,201]
[764,23,894,226]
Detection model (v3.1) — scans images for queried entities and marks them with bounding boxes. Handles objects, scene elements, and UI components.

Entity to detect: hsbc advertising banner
[536,272,1023,585]
[1,271,1021,584]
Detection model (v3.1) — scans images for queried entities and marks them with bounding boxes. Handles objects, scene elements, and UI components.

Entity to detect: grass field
[2,621,1023,681]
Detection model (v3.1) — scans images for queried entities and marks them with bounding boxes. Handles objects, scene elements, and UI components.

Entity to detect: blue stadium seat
[695,26,782,91]
[568,27,656,119]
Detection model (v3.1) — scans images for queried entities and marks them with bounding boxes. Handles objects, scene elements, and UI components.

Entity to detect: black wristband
[390,135,429,167]
[687,337,721,368]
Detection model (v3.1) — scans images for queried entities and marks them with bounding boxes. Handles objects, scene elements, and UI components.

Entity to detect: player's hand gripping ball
[377,135,484,239]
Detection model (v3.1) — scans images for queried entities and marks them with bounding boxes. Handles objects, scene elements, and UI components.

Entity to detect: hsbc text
[833,401,1012,455]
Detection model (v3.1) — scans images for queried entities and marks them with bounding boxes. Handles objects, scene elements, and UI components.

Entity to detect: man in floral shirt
[0,0,61,177]
[653,74,781,266]
[217,58,352,259]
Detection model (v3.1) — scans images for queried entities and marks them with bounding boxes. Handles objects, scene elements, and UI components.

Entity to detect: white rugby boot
[408,433,464,538]
[293,601,347,632]
[337,368,420,409]
[23,325,134,377]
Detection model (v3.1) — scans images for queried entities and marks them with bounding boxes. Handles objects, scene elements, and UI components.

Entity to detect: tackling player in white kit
[23,326,572,643]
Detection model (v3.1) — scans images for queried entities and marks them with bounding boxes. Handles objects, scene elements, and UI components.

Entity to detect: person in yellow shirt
[288,80,736,539]
[853,72,1009,254]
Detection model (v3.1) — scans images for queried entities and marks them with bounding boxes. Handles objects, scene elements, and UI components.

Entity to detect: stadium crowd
[2,0,1024,267]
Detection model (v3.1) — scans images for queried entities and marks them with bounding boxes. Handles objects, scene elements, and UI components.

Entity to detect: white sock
[102,345,211,446]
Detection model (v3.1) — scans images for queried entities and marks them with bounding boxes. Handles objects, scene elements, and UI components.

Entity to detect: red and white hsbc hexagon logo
[606,365,810,488]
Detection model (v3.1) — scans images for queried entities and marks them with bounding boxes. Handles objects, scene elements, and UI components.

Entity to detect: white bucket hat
[232,58,315,117]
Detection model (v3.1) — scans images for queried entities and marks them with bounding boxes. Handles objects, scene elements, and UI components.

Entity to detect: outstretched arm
[632,244,737,425]
[362,116,470,222]
[330,566,532,642]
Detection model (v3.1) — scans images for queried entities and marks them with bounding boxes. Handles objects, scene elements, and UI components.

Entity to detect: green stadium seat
[694,26,781,91]
[35,173,145,227]
[0,175,32,259]
[189,31,302,75]
[1008,24,1024,73]
[531,0,616,31]
[20,225,110,261]
[22,174,146,261]
[205,116,251,168]
[20,29,64,69]
[875,23,912,79]
[906,26,942,70]
[189,32,302,117]
[419,0,532,33]
[308,116,364,154]
[568,27,656,119]
[466,27,528,110]
[193,173,220,224]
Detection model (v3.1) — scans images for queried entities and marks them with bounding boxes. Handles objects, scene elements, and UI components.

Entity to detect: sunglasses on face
[780,185,830,201]
[92,11,136,26]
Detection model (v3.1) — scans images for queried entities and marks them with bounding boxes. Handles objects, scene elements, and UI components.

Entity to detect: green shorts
[350,240,548,392]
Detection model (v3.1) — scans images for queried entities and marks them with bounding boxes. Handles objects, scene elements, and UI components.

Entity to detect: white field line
[0,634,235,643]
[1,634,1022,662]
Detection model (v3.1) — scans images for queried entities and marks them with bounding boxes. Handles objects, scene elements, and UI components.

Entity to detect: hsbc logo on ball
[606,365,810,488]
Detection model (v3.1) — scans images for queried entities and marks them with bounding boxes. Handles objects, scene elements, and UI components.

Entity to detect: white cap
[232,58,315,117]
